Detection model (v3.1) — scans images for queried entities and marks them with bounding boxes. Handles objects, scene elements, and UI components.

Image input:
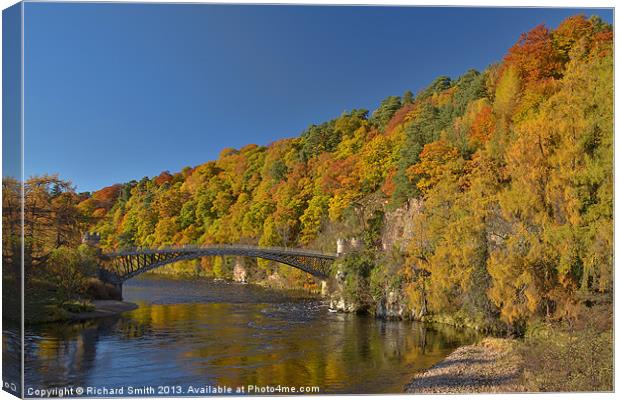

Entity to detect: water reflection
[2,322,21,396]
[24,276,479,395]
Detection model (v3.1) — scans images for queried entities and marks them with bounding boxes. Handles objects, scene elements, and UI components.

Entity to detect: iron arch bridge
[97,244,338,286]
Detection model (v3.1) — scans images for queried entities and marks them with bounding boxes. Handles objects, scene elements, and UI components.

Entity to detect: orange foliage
[154,171,174,186]
[504,24,561,84]
[92,184,121,204]
[381,168,397,197]
[469,104,495,145]
[83,184,122,218]
[320,157,358,193]
[591,30,613,58]
[407,140,460,193]
[384,103,415,134]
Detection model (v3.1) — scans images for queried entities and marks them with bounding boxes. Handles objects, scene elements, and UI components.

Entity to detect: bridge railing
[102,243,338,258]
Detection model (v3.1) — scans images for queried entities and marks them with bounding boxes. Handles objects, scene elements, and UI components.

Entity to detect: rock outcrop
[375,290,409,319]
[381,198,422,252]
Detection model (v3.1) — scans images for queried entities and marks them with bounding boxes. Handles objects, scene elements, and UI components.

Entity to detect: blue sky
[22,4,613,192]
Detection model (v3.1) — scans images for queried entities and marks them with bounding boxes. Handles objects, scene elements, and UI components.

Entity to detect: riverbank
[24,300,138,324]
[405,338,523,394]
[68,300,138,321]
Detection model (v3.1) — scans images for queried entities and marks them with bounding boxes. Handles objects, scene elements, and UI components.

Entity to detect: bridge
[95,243,339,296]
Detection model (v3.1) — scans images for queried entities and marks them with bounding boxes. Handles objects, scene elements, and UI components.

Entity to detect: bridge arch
[97,245,337,290]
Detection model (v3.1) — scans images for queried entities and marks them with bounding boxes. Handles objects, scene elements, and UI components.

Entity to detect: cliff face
[373,199,424,319]
[327,199,425,318]
[380,198,422,253]
[374,289,411,320]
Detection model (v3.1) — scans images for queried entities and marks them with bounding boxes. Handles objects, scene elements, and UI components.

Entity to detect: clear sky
[23,3,613,192]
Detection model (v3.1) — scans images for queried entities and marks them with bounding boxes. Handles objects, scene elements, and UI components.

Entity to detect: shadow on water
[24,275,480,395]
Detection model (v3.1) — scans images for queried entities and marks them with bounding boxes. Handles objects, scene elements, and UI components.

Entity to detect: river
[22,275,480,395]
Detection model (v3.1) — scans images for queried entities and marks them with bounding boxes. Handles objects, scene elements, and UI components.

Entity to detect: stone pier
[233,258,248,283]
[321,280,329,296]
[112,282,123,301]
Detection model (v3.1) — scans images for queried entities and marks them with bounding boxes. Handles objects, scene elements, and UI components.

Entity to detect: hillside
[74,14,614,332]
[2,13,612,392]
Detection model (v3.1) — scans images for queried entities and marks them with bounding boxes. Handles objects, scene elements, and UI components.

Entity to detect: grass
[430,304,614,393]
[518,304,613,392]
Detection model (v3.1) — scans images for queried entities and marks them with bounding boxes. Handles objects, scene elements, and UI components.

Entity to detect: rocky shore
[405,338,523,394]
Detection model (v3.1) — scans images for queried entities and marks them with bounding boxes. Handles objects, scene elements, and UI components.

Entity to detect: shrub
[520,304,613,392]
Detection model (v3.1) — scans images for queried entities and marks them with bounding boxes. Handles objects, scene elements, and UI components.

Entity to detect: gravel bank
[405,338,523,394]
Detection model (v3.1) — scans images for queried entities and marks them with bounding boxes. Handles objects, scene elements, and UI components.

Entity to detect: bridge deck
[103,244,337,258]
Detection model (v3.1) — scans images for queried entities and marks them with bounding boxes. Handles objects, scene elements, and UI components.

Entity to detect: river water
[22,275,479,395]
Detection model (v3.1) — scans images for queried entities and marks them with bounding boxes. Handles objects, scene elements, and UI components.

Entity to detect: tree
[74,14,612,332]
[504,24,562,84]
[403,90,414,104]
[46,244,97,305]
[371,95,402,131]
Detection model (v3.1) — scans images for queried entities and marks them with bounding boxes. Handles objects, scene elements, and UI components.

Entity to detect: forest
[3,14,612,343]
